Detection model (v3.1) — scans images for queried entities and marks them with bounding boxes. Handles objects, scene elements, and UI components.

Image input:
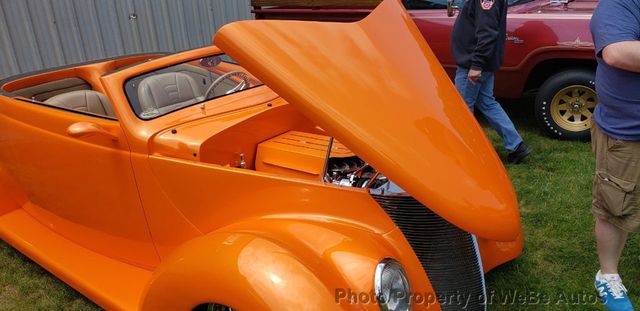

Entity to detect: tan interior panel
[13,78,92,102]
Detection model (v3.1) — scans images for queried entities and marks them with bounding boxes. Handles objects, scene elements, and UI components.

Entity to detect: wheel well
[193,303,234,311]
[524,59,596,93]
[193,304,209,311]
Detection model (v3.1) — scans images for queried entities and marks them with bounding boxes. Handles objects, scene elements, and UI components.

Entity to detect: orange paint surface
[215,0,520,242]
[0,1,521,310]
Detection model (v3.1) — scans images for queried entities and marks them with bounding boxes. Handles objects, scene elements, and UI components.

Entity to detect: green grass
[0,242,98,310]
[483,100,637,310]
[0,99,633,310]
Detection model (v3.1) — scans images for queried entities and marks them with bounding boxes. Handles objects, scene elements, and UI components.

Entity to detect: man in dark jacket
[451,0,531,164]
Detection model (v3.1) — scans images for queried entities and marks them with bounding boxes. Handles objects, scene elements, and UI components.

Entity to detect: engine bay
[152,104,388,190]
[255,130,388,189]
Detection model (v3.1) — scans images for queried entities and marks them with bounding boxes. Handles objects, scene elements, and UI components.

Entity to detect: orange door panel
[0,97,159,268]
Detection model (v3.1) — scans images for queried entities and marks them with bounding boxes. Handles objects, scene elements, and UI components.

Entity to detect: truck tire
[534,69,597,141]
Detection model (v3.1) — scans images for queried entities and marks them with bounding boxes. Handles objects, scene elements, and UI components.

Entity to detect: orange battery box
[255,131,354,180]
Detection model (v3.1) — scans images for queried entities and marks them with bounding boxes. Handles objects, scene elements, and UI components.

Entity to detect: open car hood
[214,0,520,241]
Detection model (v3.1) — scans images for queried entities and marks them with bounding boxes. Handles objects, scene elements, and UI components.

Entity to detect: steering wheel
[205,71,250,99]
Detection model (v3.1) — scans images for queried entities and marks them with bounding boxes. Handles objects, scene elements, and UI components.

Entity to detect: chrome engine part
[324,156,388,189]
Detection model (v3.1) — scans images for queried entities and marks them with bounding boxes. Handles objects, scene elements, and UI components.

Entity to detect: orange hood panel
[214,0,520,241]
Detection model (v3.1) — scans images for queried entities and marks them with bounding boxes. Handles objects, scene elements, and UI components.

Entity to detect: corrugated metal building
[0,0,253,79]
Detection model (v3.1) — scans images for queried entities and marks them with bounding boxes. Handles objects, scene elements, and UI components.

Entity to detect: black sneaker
[507,142,532,164]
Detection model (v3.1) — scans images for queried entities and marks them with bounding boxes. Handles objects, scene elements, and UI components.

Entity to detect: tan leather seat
[45,90,116,118]
[137,72,204,116]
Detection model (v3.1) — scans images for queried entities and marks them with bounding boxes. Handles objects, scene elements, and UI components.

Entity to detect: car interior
[9,77,117,118]
[124,55,260,119]
[45,90,116,118]
[0,54,159,119]
[10,77,119,119]
[138,72,205,116]
[0,53,259,120]
[12,77,92,102]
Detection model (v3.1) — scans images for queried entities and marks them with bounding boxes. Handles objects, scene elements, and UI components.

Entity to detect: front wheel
[534,70,597,141]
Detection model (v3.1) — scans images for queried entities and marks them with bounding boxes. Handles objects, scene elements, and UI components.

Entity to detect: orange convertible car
[0,1,522,310]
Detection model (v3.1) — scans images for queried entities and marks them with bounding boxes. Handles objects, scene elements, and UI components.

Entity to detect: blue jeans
[454,67,523,152]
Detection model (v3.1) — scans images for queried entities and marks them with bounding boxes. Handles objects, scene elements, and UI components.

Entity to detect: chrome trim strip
[471,234,487,311]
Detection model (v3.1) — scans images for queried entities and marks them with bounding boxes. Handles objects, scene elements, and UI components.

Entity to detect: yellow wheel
[549,85,597,132]
[535,70,597,140]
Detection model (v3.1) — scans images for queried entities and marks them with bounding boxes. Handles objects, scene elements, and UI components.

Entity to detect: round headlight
[374,258,411,311]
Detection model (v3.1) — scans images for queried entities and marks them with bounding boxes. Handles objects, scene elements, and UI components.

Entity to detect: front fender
[140,231,340,310]
[139,219,425,310]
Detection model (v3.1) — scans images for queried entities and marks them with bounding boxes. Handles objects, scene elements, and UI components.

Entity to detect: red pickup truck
[252,0,598,140]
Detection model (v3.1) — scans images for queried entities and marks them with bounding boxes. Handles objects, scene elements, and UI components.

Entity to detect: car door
[0,93,159,267]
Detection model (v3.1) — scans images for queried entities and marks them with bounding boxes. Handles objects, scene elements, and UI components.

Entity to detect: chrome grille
[372,194,486,311]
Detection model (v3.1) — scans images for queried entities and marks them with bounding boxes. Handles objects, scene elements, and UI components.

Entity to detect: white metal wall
[0,0,253,79]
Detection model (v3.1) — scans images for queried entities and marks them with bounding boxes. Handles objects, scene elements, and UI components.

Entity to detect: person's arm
[470,0,503,72]
[591,0,640,72]
[602,41,640,73]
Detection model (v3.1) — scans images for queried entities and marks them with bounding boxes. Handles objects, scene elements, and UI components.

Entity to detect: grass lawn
[0,99,634,310]
[480,100,635,311]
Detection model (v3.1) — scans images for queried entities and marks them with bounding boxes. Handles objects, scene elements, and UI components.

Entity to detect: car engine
[254,130,388,189]
[325,156,388,189]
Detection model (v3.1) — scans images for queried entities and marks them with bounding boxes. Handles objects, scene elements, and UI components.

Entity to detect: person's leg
[594,217,634,311]
[474,73,523,152]
[454,67,481,112]
[591,124,636,310]
[596,217,628,274]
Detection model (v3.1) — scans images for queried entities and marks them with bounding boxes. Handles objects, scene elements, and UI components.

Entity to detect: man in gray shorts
[590,0,640,310]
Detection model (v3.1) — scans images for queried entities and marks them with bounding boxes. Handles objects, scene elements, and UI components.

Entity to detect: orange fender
[139,218,414,311]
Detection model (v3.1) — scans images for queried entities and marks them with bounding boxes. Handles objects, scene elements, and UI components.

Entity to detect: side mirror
[447,0,459,17]
[67,122,119,141]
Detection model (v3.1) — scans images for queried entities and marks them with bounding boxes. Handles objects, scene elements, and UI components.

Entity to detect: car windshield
[403,0,533,9]
[124,53,263,119]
